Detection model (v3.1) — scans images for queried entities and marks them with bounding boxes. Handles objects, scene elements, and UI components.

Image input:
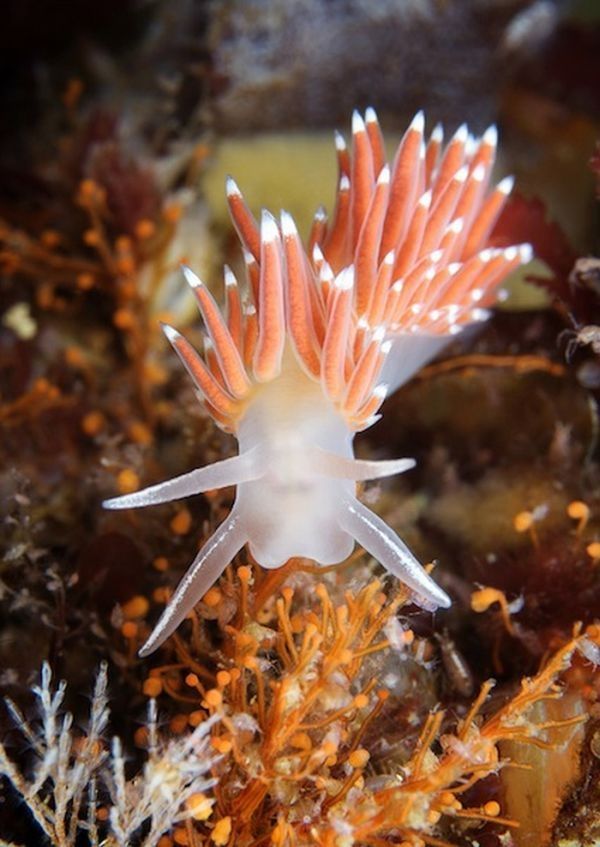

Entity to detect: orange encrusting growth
[163,110,530,433]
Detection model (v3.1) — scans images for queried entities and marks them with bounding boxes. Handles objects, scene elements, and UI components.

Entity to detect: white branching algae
[0,663,218,846]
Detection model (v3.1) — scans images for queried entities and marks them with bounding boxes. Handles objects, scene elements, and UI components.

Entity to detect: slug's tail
[338,495,451,611]
[139,511,247,657]
[102,447,263,509]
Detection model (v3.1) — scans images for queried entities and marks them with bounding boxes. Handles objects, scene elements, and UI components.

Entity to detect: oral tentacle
[102,448,263,510]
[139,510,247,657]
[308,448,415,481]
[338,496,451,610]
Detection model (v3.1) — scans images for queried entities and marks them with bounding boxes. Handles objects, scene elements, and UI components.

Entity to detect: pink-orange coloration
[105,110,531,655]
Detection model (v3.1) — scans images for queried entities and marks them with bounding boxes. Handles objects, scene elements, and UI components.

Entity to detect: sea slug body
[104,109,532,656]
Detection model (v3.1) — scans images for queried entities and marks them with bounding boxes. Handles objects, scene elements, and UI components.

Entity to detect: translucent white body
[105,347,451,655]
[381,333,451,393]
[236,354,355,566]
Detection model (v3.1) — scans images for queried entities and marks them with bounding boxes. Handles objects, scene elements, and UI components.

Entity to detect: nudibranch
[104,109,532,656]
